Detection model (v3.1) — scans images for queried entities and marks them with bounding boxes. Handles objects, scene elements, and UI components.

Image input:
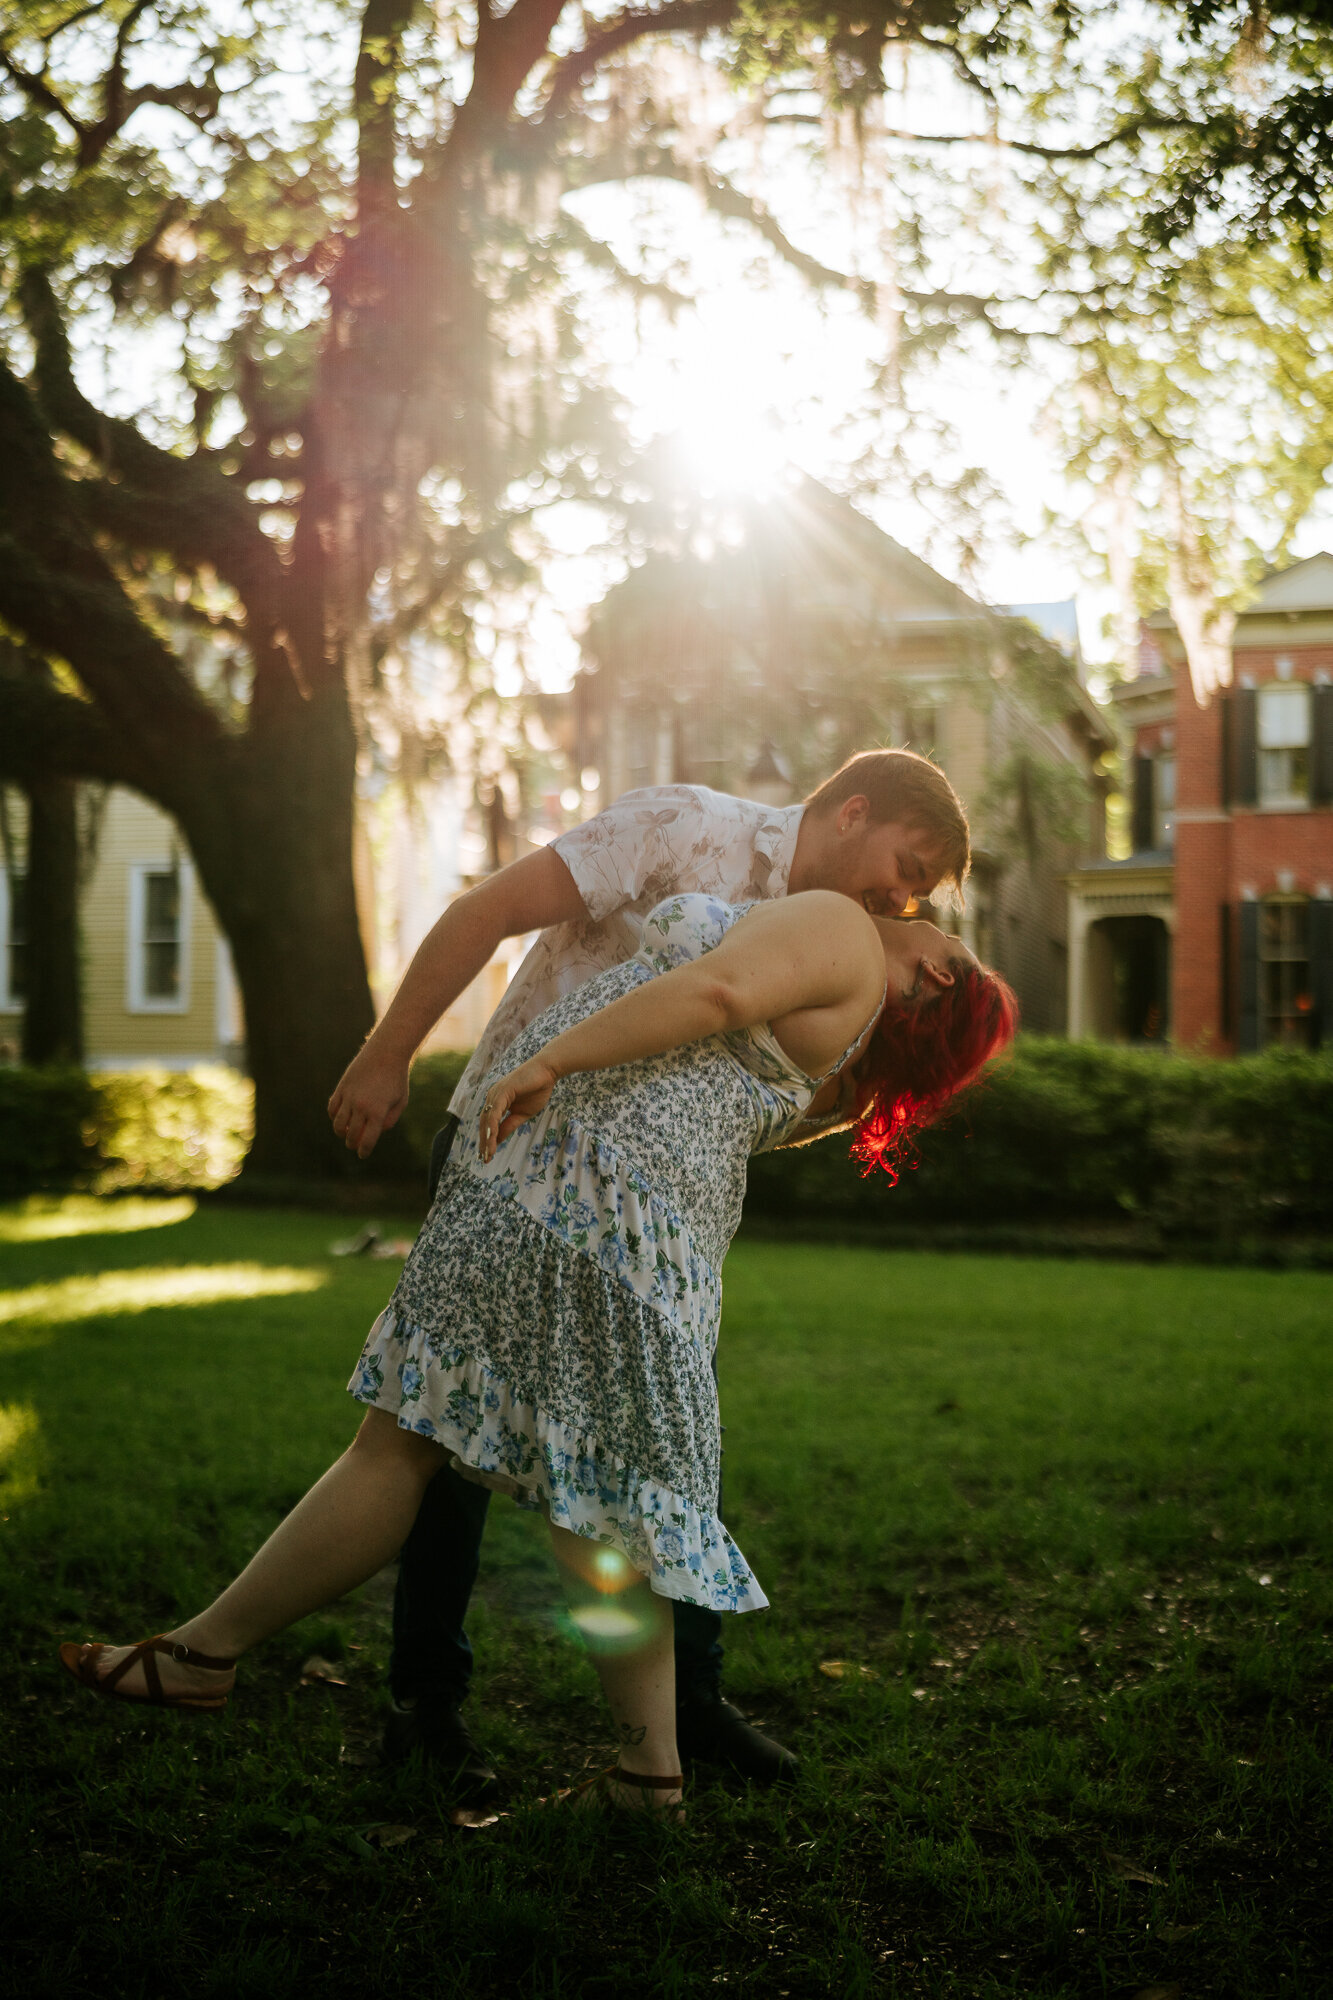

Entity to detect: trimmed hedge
[0,1063,253,1196]
[1,1041,1329,1244]
[746,1038,1333,1240]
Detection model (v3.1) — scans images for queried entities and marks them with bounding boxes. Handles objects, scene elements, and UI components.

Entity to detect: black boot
[381,1693,500,1804]
[675,1688,799,1786]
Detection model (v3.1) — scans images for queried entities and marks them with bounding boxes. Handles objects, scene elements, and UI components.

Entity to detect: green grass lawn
[1,1196,1330,1999]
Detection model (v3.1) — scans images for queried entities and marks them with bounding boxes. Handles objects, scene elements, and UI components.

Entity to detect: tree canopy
[3,0,1333,1167]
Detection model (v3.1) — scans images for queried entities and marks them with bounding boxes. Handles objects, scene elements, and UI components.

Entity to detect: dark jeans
[389,1118,726,1708]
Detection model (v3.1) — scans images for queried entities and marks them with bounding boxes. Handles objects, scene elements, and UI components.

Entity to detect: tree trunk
[172,699,409,1182]
[21,774,83,1065]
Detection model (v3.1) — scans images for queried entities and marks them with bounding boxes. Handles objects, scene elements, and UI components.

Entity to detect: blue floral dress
[348,894,879,1613]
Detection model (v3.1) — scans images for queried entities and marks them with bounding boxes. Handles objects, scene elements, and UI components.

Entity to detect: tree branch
[96,0,152,141]
[449,0,569,158]
[539,0,738,123]
[0,42,88,141]
[568,148,1036,336]
[18,269,294,688]
[354,0,418,218]
[0,358,223,781]
[853,110,1202,164]
[0,650,156,793]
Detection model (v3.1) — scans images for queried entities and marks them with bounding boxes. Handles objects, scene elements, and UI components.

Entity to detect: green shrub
[2,1038,1328,1235]
[0,1064,253,1195]
[92,1066,254,1191]
[0,1066,102,1196]
[746,1038,1333,1240]
[398,1050,473,1169]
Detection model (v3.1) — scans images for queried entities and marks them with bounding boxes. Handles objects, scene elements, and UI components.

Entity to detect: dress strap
[814,978,886,1085]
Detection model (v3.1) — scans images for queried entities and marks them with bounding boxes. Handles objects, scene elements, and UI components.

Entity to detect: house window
[1257,685,1310,807]
[1154,754,1176,850]
[1259,897,1314,1047]
[128,862,191,1013]
[0,872,26,1010]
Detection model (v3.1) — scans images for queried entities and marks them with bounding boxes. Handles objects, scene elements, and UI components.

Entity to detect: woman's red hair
[851,960,1019,1179]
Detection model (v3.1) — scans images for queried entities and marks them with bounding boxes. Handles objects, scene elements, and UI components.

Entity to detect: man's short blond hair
[804,749,971,901]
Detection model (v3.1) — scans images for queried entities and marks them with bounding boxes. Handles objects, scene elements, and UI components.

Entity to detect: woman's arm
[480,892,882,1157]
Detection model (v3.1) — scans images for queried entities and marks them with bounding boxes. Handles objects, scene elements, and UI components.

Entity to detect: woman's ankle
[615,1736,680,1780]
[167,1615,243,1665]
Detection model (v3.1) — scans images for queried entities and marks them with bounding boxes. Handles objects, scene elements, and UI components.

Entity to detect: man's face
[813,807,944,918]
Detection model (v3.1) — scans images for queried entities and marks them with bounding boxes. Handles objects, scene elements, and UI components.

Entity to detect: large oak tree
[0,0,1023,1177]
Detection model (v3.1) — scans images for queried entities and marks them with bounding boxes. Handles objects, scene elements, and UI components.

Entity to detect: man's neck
[786,809,820,896]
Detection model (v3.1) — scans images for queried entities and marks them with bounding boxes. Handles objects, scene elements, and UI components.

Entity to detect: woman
[61,890,1016,1813]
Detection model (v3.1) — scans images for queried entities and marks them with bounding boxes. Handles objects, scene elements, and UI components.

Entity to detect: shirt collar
[756,804,804,898]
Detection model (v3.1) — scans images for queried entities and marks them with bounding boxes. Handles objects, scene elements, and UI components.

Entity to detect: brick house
[1066,554,1333,1049]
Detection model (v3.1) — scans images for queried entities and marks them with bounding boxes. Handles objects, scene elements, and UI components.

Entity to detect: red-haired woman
[61,892,1015,1815]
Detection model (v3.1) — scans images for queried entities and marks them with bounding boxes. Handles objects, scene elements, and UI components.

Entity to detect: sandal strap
[611,1767,685,1789]
[98,1634,236,1692]
[151,1635,238,1672]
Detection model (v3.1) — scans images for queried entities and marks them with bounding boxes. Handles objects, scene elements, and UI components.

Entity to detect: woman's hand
[478,1057,560,1160]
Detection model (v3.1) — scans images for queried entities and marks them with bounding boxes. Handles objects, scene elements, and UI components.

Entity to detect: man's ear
[837,794,871,835]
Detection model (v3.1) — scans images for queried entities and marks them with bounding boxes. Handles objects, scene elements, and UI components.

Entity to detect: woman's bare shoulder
[777,890,882,958]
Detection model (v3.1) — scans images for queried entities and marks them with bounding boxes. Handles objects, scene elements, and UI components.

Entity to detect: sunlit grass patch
[0,1195,197,1243]
[0,1263,325,1338]
[0,1402,42,1516]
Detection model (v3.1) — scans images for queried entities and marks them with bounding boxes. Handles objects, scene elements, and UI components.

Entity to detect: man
[328,749,971,1797]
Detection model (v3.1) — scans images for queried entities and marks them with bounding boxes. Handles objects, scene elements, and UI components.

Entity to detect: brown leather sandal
[553,1763,686,1818]
[59,1634,236,1713]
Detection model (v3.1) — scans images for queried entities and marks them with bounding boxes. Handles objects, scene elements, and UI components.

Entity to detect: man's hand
[328,1044,412,1160]
[478,1058,560,1161]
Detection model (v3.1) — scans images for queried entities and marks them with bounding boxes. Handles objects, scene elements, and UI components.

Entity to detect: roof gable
[1247,552,1333,615]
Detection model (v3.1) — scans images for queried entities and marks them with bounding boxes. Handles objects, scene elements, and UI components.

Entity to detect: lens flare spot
[592,1548,634,1592]
[569,1603,645,1643]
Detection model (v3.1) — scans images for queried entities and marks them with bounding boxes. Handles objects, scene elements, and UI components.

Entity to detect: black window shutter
[1231,687,1258,806]
[1219,902,1234,1041]
[1310,684,1333,807]
[1312,899,1333,1049]
[1237,900,1261,1052]
[1220,690,1233,805]
[1131,755,1154,852]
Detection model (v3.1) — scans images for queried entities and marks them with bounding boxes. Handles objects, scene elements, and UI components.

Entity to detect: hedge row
[1,1042,1330,1243]
[0,1064,254,1196]
[746,1038,1333,1239]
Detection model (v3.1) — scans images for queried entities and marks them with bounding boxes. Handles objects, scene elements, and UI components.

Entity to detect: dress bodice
[634,894,880,1154]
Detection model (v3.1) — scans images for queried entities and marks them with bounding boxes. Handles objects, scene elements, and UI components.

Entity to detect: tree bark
[173,699,406,1181]
[21,774,83,1065]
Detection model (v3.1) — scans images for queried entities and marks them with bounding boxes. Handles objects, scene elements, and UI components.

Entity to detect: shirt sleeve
[551,786,716,923]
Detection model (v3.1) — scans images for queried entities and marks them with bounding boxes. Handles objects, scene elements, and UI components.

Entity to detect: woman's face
[875,918,977,1005]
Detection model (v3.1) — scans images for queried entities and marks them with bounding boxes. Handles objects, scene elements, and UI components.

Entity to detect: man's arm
[329,845,588,1159]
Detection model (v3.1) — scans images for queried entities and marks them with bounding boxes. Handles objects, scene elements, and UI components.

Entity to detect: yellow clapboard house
[0,788,243,1068]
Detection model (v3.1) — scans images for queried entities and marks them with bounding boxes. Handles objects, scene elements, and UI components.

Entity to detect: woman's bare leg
[548,1524,681,1809]
[88,1408,445,1699]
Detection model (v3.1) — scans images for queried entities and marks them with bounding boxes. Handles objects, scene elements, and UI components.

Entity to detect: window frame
[1256,683,1312,810]
[126,859,193,1014]
[1154,752,1177,850]
[1258,894,1315,1049]
[0,870,24,1014]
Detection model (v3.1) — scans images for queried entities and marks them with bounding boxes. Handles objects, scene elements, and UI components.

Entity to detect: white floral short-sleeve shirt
[448,786,803,1120]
